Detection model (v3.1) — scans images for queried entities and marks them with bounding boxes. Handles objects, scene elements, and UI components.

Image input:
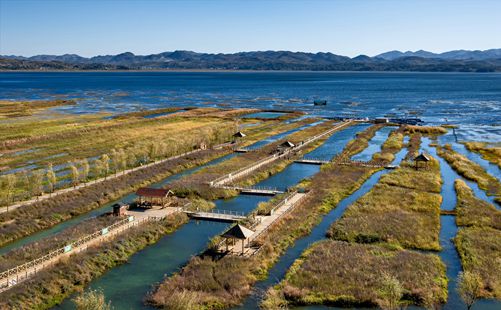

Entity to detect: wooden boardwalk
[210,121,352,187]
[0,207,180,293]
[220,192,306,256]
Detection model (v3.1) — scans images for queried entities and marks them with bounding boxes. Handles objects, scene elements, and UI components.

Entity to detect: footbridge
[294,157,330,165]
[184,209,247,222]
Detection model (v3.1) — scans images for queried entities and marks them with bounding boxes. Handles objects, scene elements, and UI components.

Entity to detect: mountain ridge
[1,49,500,72]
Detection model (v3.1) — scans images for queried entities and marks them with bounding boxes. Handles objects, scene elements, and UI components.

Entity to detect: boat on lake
[313,100,327,106]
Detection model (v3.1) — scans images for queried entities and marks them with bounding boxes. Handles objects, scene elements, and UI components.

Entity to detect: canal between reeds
[0,120,323,255]
[53,123,368,309]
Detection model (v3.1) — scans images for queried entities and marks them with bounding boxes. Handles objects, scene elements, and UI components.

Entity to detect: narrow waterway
[351,126,393,161]
[237,145,408,309]
[0,122,316,255]
[422,138,501,310]
[54,122,365,309]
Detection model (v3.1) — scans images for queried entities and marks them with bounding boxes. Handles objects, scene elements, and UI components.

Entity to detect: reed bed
[463,141,501,169]
[328,158,442,251]
[263,240,447,309]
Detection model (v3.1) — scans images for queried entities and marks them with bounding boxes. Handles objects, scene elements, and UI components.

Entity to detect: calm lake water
[0,71,500,141]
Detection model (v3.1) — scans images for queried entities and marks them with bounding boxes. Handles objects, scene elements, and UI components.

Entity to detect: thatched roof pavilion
[414,153,430,170]
[222,224,254,254]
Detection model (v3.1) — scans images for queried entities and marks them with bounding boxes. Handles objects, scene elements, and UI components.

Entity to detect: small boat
[313,100,327,106]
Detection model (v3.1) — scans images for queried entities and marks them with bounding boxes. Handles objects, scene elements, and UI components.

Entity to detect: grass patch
[403,125,448,135]
[455,227,501,298]
[463,142,501,169]
[0,99,76,119]
[263,240,447,309]
[328,157,442,251]
[455,179,501,229]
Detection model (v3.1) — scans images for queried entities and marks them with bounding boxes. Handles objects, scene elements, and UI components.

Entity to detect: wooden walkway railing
[209,121,352,187]
[0,210,178,292]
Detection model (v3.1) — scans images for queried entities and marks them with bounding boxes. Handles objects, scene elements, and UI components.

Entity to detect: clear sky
[0,0,500,57]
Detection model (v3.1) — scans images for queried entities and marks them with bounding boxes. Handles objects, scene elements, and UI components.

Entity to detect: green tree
[69,162,80,188]
[101,154,110,178]
[0,174,16,208]
[73,289,112,310]
[80,159,90,182]
[46,163,57,193]
[457,271,482,310]
[377,272,404,310]
[30,170,44,197]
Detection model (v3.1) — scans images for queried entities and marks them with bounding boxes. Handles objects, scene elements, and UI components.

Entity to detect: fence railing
[0,210,177,291]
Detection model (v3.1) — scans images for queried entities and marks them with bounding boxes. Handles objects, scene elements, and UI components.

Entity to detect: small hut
[222,224,254,255]
[233,131,246,138]
[414,153,430,170]
[112,203,128,216]
[277,140,295,154]
[136,188,173,207]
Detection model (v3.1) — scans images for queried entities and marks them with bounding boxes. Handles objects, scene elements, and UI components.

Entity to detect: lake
[0,71,500,141]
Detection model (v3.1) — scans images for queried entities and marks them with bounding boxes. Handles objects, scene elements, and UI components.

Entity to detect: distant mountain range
[1,49,500,72]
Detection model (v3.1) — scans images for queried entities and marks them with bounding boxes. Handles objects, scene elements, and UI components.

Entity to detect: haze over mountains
[1,49,500,72]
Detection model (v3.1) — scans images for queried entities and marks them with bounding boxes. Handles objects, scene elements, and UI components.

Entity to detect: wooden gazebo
[222,224,254,255]
[414,153,430,170]
[136,187,173,207]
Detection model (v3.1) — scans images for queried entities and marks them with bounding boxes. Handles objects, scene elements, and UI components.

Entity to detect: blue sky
[1,0,500,57]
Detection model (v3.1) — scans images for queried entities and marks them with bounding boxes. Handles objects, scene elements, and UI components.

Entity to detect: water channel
[54,123,366,309]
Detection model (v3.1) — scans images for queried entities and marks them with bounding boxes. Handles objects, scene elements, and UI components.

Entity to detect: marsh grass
[403,125,447,135]
[455,227,501,298]
[328,157,442,251]
[437,144,501,204]
[454,179,501,299]
[455,179,501,229]
[0,99,76,119]
[463,141,501,169]
[263,240,447,309]
[0,212,189,310]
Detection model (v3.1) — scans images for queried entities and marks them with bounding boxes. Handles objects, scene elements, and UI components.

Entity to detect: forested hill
[1,49,501,72]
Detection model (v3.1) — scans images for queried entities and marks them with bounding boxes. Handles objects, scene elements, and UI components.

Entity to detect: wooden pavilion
[222,224,254,255]
[136,187,173,207]
[233,131,246,138]
[414,153,430,170]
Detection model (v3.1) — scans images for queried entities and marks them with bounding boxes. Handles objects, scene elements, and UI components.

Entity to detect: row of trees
[0,122,237,207]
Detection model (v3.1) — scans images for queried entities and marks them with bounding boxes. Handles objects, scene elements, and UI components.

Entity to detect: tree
[457,271,482,310]
[30,170,44,197]
[110,149,120,174]
[69,162,80,188]
[377,272,404,310]
[80,159,90,182]
[46,163,57,193]
[101,154,110,178]
[73,289,112,310]
[0,174,16,208]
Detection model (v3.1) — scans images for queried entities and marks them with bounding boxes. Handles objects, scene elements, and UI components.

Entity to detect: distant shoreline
[1,69,500,74]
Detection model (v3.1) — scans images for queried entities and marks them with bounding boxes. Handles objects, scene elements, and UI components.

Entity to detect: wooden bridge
[216,185,285,196]
[209,121,353,187]
[184,209,246,222]
[294,157,330,165]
